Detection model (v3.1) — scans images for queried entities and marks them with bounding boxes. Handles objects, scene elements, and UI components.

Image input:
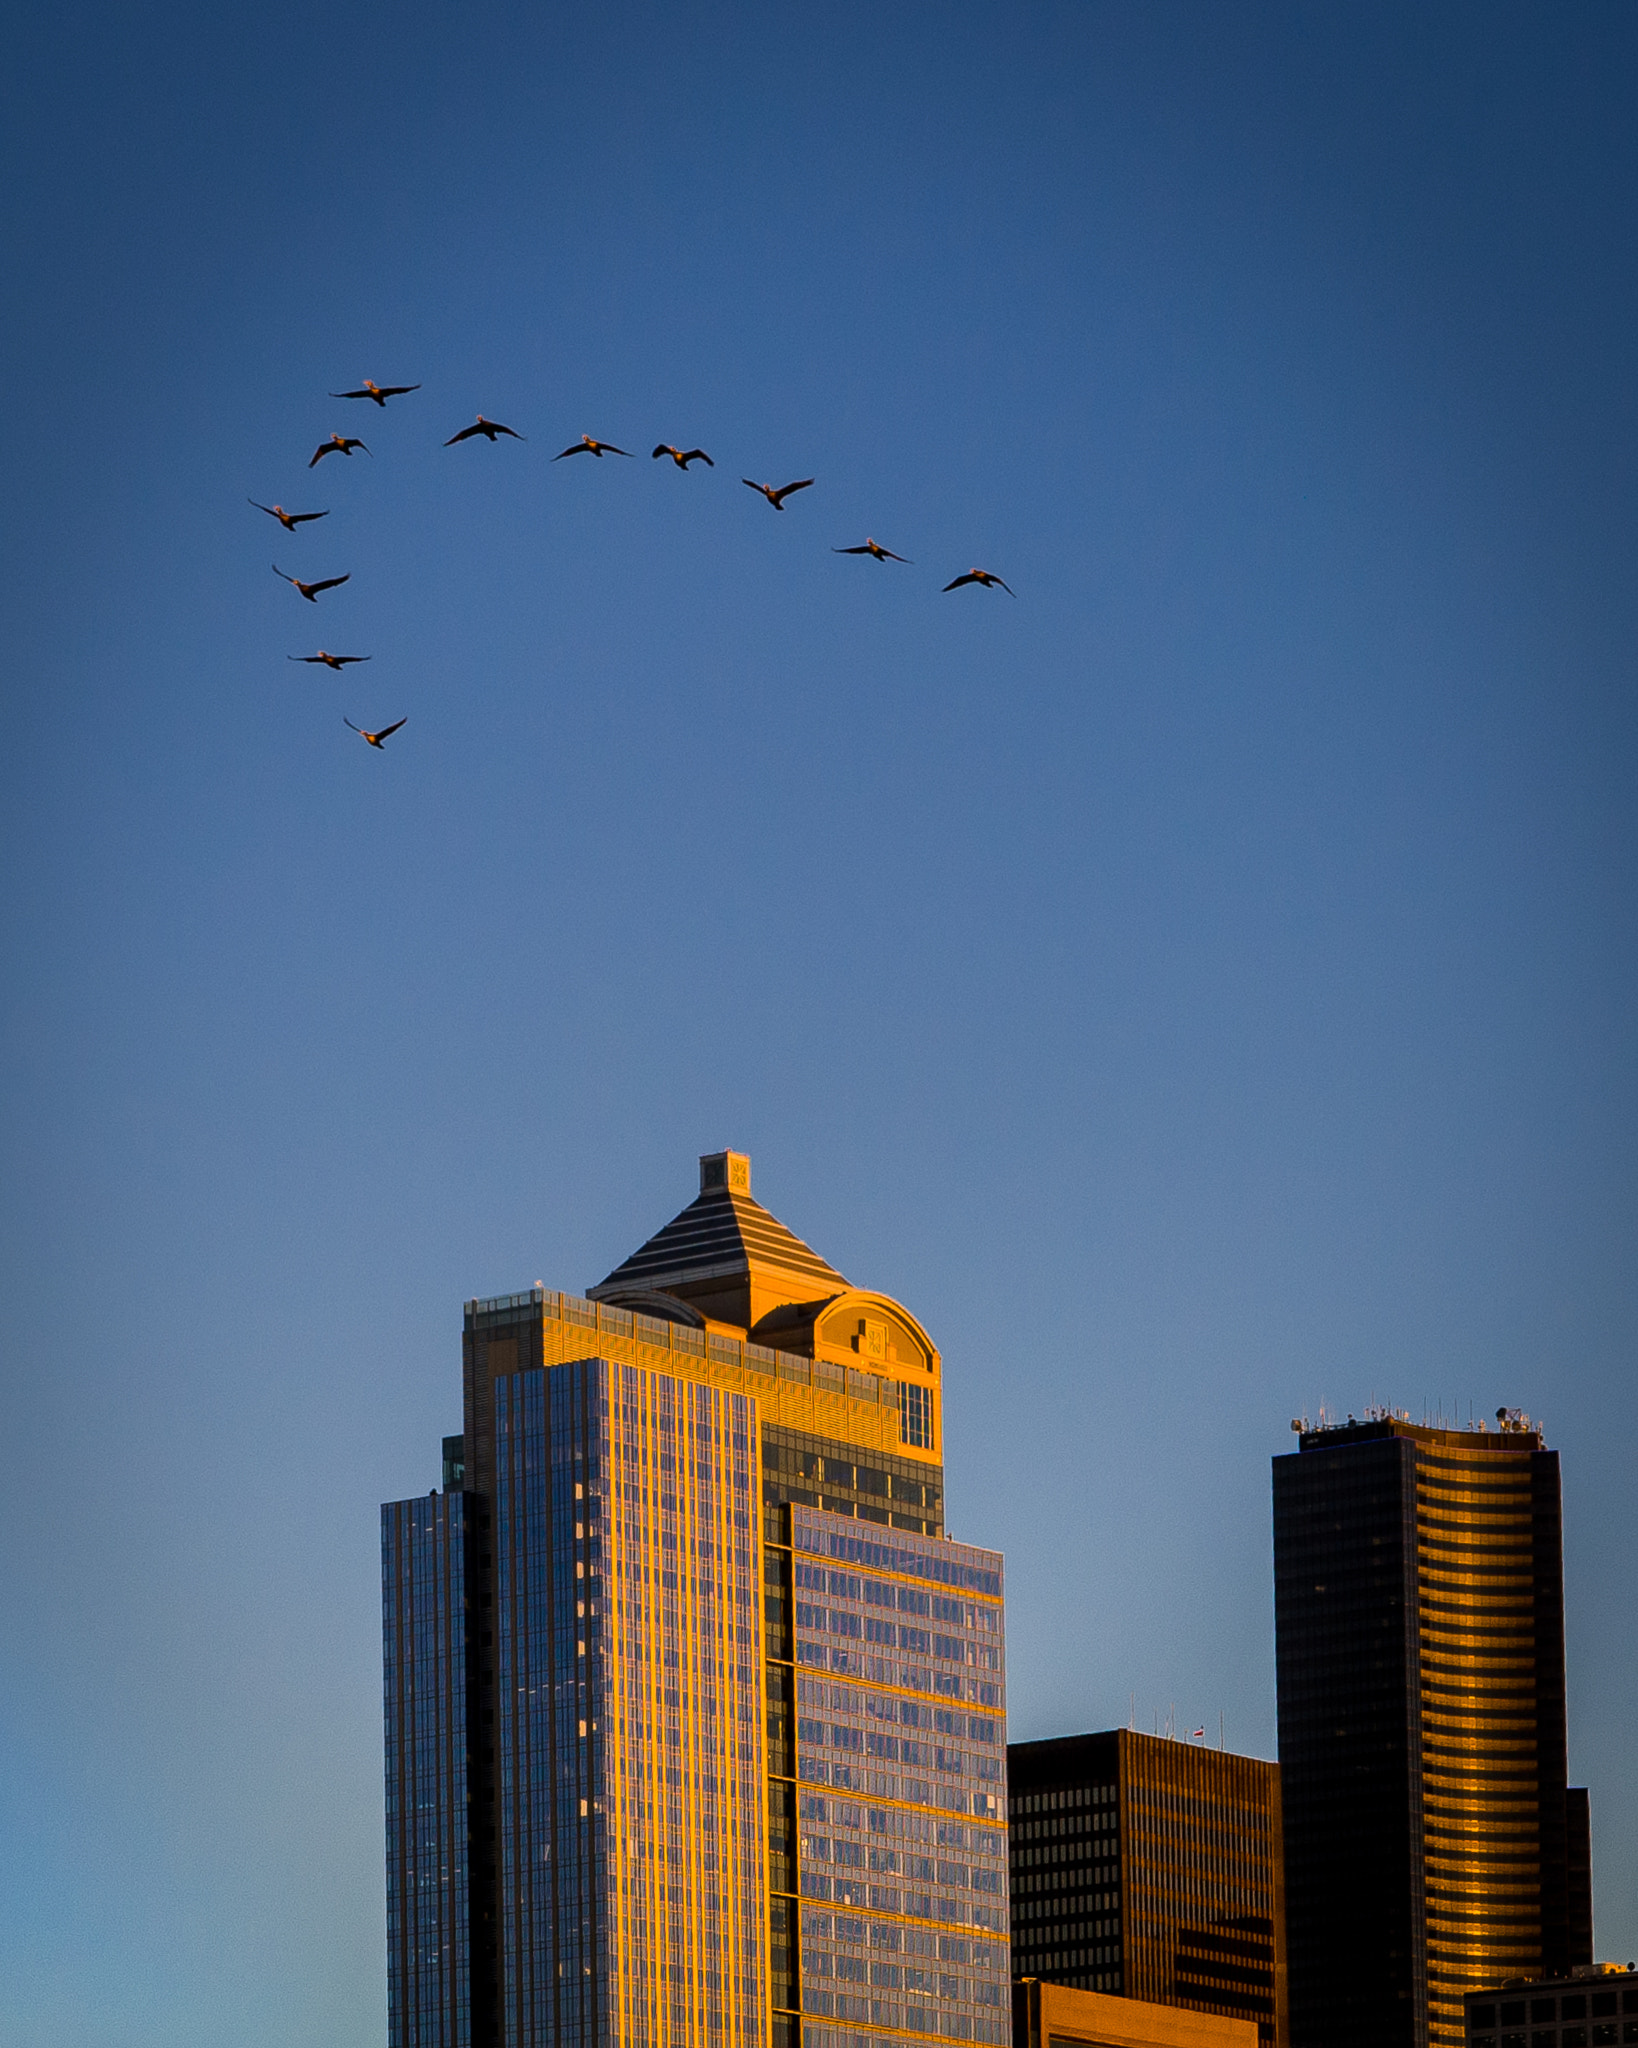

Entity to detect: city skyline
[383,1155,1618,2048]
[5,7,1638,2046]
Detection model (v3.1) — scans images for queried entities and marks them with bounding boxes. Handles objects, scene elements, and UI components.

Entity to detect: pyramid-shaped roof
[589,1152,847,1303]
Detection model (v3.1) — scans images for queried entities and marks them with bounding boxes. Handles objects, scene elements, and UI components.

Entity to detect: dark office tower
[1565,1787,1594,1970]
[1273,1413,1574,2048]
[382,1152,1010,2048]
[1007,1730,1287,2048]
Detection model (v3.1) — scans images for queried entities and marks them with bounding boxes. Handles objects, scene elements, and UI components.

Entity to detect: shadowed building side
[383,1493,473,2048]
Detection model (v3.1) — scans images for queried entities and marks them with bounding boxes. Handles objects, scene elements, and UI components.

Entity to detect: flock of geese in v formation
[255,379,1015,751]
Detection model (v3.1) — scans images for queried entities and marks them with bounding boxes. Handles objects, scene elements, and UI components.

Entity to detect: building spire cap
[590,1149,846,1308]
[699,1150,751,1196]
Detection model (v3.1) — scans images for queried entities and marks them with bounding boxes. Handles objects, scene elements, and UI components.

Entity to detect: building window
[896,1381,933,1449]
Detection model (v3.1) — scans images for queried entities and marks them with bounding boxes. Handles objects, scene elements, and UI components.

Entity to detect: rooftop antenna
[1219,1709,1225,1751]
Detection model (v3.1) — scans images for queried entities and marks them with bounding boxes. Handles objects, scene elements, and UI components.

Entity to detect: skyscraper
[381,1152,1011,2048]
[1272,1411,1587,2048]
[1006,1729,1287,2048]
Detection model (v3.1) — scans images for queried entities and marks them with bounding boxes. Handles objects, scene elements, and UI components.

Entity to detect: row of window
[801,1913,1001,1964]
[1022,1944,1122,1974]
[799,1868,1008,1929]
[799,1991,1008,2045]
[799,1704,1000,1747]
[1010,1784,1114,1816]
[795,1605,1002,1667]
[1012,1808,1118,1843]
[797,1637,1004,1709]
[801,1836,1006,1895]
[792,1516,1002,1600]
[1475,1993,1637,2027]
[795,1565,997,1631]
[799,1678,1002,1742]
[800,1757,1004,1818]
[1472,2028,1632,2048]
[769,1486,937,1537]
[798,1794,1000,1857]
[765,1445,935,1503]
[1012,1896,1120,1924]
[805,1960,1006,2002]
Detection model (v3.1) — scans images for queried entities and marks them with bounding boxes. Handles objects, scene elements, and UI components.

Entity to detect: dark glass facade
[383,1491,473,2048]
[1007,1729,1286,2047]
[761,1424,944,1537]
[1274,1419,1574,2048]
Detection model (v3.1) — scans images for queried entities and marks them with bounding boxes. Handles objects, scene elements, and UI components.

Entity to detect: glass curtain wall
[383,1491,473,2048]
[790,1506,1010,2048]
[492,1356,767,2048]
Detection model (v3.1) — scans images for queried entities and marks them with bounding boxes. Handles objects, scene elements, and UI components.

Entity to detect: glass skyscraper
[1272,1412,1589,2048]
[382,1151,1009,2048]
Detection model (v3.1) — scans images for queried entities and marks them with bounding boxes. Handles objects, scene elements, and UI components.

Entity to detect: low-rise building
[1014,1977,1258,2048]
[1464,1966,1638,2048]
[1008,1729,1285,2047]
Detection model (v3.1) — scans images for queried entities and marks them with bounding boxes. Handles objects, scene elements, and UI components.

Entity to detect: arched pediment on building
[811,1290,940,1378]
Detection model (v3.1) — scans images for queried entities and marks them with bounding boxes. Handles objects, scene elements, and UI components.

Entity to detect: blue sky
[3,2,1636,2038]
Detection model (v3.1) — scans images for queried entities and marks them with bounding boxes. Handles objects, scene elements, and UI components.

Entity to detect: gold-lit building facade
[1013,1976,1259,2048]
[1007,1730,1286,2048]
[1273,1415,1589,2048]
[383,1151,1009,2048]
